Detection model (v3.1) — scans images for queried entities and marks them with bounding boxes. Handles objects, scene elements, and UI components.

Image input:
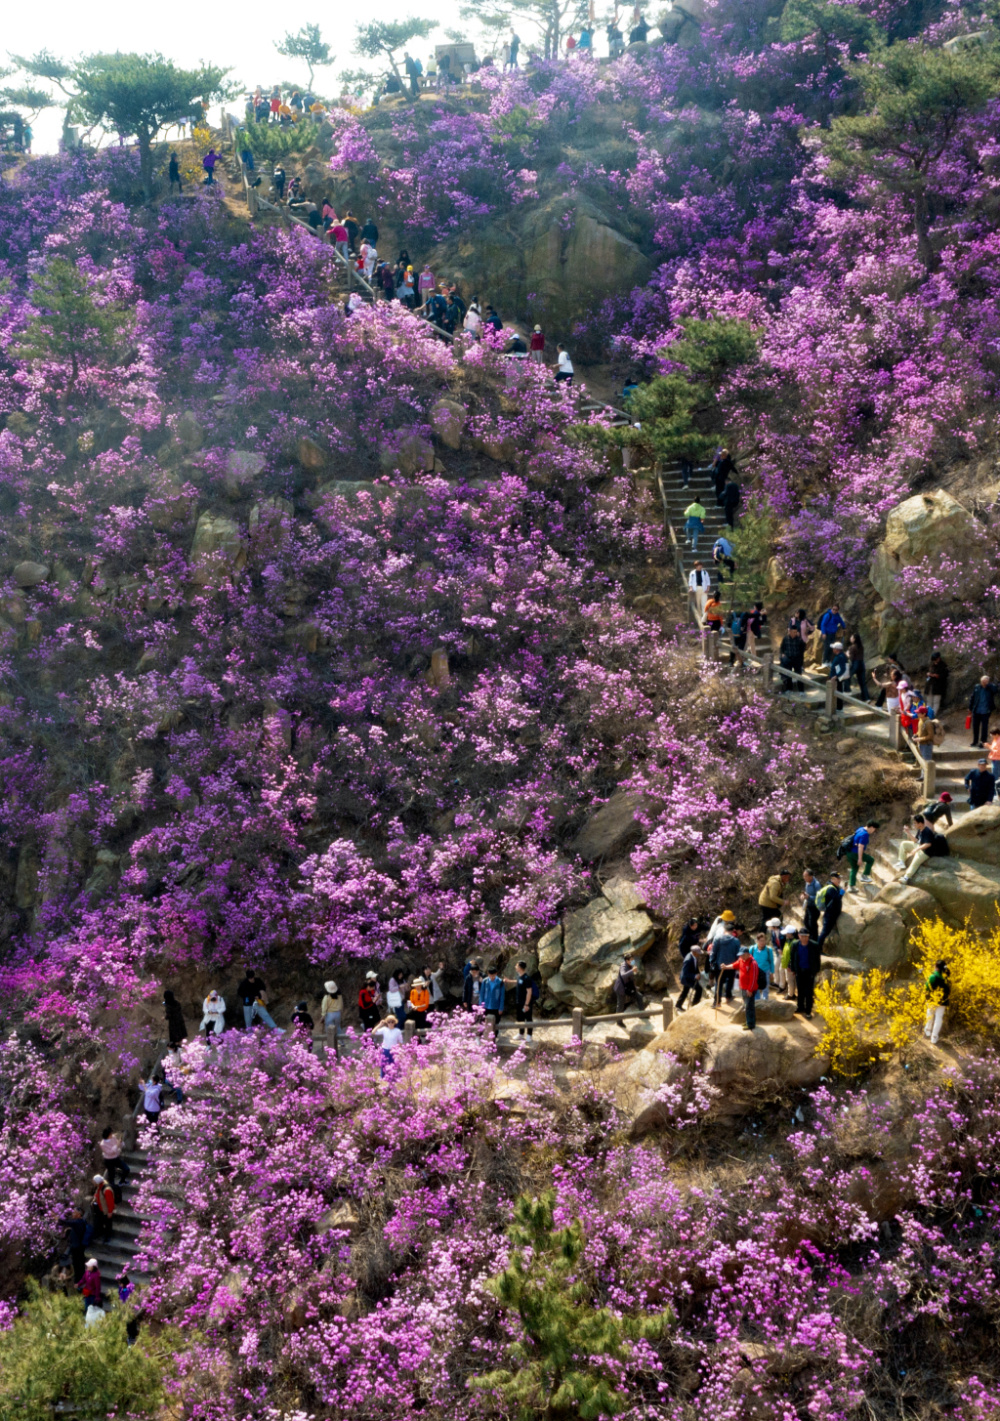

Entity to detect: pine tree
[619,316,761,467]
[15,257,134,404]
[469,1191,670,1419]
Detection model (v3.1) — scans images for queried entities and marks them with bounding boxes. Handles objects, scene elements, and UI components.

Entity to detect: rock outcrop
[868,490,986,670]
[907,857,1000,931]
[189,513,247,586]
[539,876,658,1011]
[430,194,651,331]
[604,999,828,1132]
[569,790,646,862]
[824,901,909,969]
[943,803,1000,866]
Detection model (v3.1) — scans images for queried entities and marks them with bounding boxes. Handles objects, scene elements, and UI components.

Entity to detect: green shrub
[238,117,320,161]
[0,1283,175,1421]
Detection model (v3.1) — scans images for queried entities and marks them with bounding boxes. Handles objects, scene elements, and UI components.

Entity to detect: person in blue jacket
[818,604,846,663]
[750,931,775,999]
[479,966,505,1019]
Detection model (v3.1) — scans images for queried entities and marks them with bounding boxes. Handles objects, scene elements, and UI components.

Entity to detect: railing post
[760,653,773,692]
[889,712,901,750]
[571,1008,584,1041]
[403,1020,416,1044]
[325,1025,340,1061]
[121,1109,136,1153]
[824,677,836,717]
[923,757,936,798]
[661,997,673,1031]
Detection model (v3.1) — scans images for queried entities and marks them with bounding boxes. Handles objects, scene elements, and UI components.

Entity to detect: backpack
[730,612,743,636]
[927,832,950,859]
[835,834,854,860]
[932,718,946,745]
[816,884,838,910]
[414,58,423,74]
[359,986,375,1010]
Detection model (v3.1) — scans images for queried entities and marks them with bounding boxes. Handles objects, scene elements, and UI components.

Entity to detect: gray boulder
[570,791,646,862]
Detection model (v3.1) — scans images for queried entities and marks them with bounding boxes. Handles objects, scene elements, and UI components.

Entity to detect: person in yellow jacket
[409,976,431,1030]
[757,869,790,929]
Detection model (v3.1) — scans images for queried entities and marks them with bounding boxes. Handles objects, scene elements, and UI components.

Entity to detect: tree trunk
[912,190,937,273]
[138,128,154,203]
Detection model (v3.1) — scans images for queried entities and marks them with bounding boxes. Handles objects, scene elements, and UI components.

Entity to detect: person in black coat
[720,477,741,529]
[677,917,701,960]
[163,990,187,1048]
[794,928,822,1018]
[816,873,843,949]
[965,759,997,807]
[778,626,805,690]
[676,947,703,1011]
[361,217,379,245]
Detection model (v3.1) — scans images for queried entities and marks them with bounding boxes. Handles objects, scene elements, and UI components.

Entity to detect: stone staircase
[91,1147,150,1297]
[658,466,730,579]
[654,459,984,897]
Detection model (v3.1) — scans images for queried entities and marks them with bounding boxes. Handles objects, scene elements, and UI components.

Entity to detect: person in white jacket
[200,990,226,1037]
[688,562,712,625]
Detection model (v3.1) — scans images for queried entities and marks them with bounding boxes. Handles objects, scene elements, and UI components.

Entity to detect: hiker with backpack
[92,1174,116,1243]
[816,873,844,949]
[843,822,878,890]
[915,706,936,761]
[504,961,539,1038]
[712,534,735,582]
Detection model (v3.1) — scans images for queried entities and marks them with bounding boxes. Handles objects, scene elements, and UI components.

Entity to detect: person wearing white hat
[529,324,545,363]
[358,972,381,1030]
[200,990,226,1037]
[409,976,430,1031]
[321,981,344,1035]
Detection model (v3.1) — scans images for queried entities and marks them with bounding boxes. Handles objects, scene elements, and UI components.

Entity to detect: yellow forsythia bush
[815,922,1000,1077]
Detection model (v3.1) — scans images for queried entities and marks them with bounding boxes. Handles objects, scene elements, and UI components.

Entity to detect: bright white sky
[6,0,472,153]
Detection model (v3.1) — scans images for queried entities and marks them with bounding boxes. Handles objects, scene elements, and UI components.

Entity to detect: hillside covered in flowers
[2,0,1000,1414]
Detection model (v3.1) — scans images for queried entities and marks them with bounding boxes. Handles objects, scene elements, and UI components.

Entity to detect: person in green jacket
[684,499,706,551]
[924,960,950,1044]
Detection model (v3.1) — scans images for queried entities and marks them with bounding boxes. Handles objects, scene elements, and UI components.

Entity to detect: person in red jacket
[78,1257,102,1315]
[529,325,545,364]
[92,1174,115,1243]
[735,946,761,1032]
[358,971,381,1029]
